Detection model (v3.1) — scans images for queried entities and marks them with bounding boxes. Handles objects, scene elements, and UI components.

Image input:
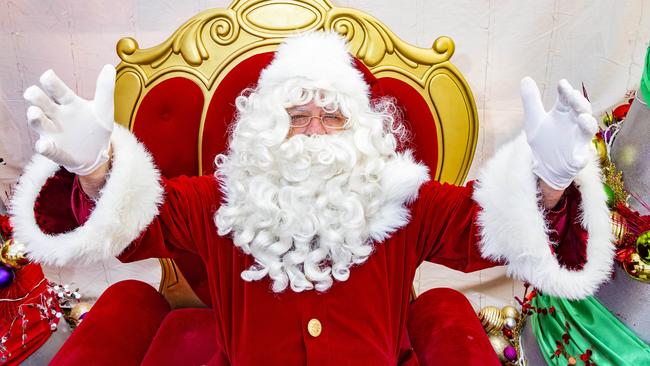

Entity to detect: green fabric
[642,46,650,107]
[531,294,650,365]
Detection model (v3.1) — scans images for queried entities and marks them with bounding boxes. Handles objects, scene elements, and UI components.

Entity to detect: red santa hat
[257,32,371,103]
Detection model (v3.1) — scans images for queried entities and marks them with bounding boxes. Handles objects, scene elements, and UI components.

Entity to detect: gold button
[307,318,322,337]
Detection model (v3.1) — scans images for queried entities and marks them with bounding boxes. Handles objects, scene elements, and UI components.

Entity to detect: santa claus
[10,32,612,365]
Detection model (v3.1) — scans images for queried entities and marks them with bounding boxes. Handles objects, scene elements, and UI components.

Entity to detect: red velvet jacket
[68,173,583,365]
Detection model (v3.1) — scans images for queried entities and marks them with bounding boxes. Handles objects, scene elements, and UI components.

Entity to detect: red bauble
[612,103,631,121]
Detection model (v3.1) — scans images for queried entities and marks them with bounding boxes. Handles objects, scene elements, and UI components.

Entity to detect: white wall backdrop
[1,0,649,306]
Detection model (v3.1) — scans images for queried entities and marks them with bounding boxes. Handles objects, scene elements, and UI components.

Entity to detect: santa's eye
[289,115,312,127]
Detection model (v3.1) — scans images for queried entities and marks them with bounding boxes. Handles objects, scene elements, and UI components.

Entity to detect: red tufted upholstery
[133,77,205,179]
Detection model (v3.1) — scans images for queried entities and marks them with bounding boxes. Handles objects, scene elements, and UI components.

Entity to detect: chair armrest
[407,288,501,366]
[50,280,171,366]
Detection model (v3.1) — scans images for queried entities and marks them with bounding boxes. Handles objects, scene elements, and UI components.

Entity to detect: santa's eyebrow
[286,106,310,113]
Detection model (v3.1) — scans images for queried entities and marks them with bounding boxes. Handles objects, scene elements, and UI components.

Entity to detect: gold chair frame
[113,0,478,308]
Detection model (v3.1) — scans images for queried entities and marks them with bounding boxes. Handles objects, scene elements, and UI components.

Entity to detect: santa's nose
[303,116,328,136]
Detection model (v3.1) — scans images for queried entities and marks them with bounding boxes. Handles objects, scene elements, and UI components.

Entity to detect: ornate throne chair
[51,0,480,364]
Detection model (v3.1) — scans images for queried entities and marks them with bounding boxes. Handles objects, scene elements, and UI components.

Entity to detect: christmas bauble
[1,239,29,269]
[501,305,520,321]
[503,345,518,362]
[611,211,628,246]
[479,306,504,334]
[593,136,608,164]
[0,263,15,289]
[636,230,650,264]
[623,252,650,283]
[70,302,93,323]
[504,317,517,330]
[488,334,512,363]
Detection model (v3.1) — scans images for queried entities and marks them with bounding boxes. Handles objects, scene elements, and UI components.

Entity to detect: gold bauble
[593,136,608,164]
[478,306,505,334]
[501,305,520,321]
[636,230,650,264]
[602,113,613,126]
[70,302,94,322]
[1,239,29,269]
[488,334,512,363]
[611,211,628,246]
[623,252,650,283]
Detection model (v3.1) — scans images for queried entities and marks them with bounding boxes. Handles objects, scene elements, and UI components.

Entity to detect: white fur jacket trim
[10,124,163,266]
[473,133,614,299]
[368,150,430,242]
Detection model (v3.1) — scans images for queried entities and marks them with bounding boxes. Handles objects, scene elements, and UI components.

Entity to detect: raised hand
[23,65,115,176]
[520,77,598,190]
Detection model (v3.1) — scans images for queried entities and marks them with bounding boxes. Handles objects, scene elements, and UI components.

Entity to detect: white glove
[23,65,115,176]
[520,77,598,190]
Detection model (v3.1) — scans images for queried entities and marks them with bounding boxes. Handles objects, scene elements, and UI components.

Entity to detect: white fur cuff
[10,124,163,266]
[473,133,614,299]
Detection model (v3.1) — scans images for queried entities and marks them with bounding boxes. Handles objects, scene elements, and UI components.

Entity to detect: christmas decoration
[478,301,525,365]
[592,136,608,164]
[69,302,93,326]
[0,264,14,289]
[594,139,650,356]
[0,265,63,364]
[636,230,650,263]
[603,184,616,208]
[488,334,512,363]
[591,86,650,283]
[501,305,520,321]
[612,100,633,122]
[610,211,628,246]
[611,204,650,282]
[1,239,29,269]
[504,317,517,330]
[478,306,505,335]
[0,214,89,364]
[503,345,518,362]
[622,252,650,283]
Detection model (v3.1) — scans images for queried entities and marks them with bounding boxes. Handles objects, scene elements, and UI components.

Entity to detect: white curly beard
[213,78,429,293]
[215,131,391,293]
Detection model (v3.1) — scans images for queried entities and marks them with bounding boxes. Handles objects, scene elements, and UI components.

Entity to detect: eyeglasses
[288,113,350,130]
